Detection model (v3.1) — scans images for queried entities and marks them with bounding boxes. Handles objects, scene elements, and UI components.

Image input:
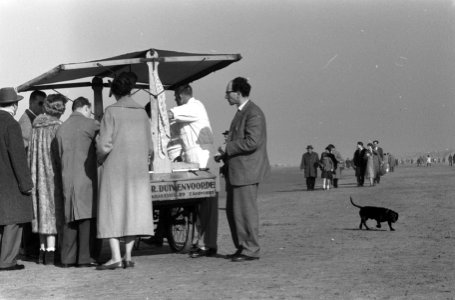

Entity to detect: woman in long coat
[328,144,344,188]
[96,72,154,270]
[29,94,67,264]
[364,143,376,186]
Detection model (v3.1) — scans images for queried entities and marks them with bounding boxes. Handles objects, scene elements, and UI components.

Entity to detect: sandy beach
[0,165,454,299]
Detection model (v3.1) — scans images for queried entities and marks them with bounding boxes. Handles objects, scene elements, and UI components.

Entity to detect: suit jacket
[18,109,36,151]
[56,112,100,223]
[0,111,33,225]
[225,101,270,186]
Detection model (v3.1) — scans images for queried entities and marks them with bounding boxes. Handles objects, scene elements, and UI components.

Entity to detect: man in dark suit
[352,142,367,187]
[56,97,100,268]
[219,77,270,262]
[18,90,45,260]
[0,87,34,271]
[373,140,384,183]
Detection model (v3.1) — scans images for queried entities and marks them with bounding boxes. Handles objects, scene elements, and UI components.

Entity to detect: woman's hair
[111,72,138,97]
[43,94,67,117]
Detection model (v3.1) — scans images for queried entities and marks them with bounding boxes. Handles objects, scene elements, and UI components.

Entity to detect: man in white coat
[168,84,217,258]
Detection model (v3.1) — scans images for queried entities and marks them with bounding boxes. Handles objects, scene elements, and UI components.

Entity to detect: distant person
[96,72,154,270]
[364,143,376,187]
[300,145,319,191]
[18,90,45,260]
[449,154,453,167]
[328,144,343,188]
[426,155,432,167]
[168,84,217,259]
[320,146,336,190]
[29,93,68,265]
[56,97,100,268]
[0,87,34,271]
[352,142,367,187]
[373,140,384,183]
[219,77,270,262]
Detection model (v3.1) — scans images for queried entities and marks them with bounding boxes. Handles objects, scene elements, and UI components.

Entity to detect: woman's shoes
[123,260,135,268]
[95,261,123,270]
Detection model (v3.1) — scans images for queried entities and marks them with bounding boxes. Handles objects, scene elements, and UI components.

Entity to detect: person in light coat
[96,72,154,270]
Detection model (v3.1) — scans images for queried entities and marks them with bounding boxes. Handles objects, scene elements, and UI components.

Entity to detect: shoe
[95,261,123,270]
[122,260,135,268]
[77,262,98,268]
[226,249,242,259]
[190,248,217,258]
[231,254,259,262]
[0,264,25,271]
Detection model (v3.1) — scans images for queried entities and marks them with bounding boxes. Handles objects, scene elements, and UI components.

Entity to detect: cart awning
[17,49,241,92]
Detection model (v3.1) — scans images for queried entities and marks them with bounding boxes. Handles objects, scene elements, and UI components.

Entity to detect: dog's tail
[350,196,362,208]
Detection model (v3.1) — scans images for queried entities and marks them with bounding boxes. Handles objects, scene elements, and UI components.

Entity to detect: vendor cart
[17,48,241,252]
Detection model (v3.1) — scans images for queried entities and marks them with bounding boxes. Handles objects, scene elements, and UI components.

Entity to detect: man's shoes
[231,254,259,262]
[0,264,25,271]
[95,261,123,270]
[226,249,242,259]
[189,248,217,258]
[77,262,98,268]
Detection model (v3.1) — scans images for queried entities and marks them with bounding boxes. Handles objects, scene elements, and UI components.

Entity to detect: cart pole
[92,76,104,121]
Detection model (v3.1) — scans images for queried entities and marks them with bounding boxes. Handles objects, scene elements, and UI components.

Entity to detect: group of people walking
[0,74,270,271]
[300,140,388,190]
[300,144,344,190]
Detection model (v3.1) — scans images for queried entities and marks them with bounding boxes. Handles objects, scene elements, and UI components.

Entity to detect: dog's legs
[361,217,369,230]
[376,221,381,228]
[388,221,395,231]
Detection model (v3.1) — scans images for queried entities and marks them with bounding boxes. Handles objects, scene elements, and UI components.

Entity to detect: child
[320,147,335,190]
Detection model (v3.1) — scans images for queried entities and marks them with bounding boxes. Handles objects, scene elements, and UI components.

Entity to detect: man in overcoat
[373,140,384,183]
[352,141,367,186]
[18,90,45,259]
[300,145,319,190]
[0,87,34,271]
[220,77,270,262]
[56,97,100,267]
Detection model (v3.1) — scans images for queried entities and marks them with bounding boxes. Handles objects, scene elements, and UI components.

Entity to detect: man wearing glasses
[18,90,46,260]
[219,77,270,262]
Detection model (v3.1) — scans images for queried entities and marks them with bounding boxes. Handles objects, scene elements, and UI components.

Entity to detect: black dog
[350,197,398,231]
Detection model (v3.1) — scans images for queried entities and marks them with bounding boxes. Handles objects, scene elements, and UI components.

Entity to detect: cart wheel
[165,207,195,253]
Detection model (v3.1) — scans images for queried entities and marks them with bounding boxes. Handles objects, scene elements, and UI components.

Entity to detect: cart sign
[151,178,216,200]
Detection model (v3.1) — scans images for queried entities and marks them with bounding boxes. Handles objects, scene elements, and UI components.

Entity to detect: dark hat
[0,87,23,104]
[306,145,313,149]
[373,140,379,144]
[357,141,363,146]
[328,144,335,149]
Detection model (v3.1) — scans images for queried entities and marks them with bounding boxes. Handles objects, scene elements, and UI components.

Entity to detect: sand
[0,165,454,299]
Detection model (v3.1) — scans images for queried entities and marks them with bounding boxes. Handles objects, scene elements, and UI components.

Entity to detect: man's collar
[238,99,250,111]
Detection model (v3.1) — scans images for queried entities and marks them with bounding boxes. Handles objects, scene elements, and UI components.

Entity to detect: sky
[1,0,455,165]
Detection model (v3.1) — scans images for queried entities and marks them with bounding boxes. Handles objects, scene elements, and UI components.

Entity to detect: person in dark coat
[373,140,384,183]
[56,97,100,268]
[328,144,343,188]
[300,145,319,190]
[352,142,367,186]
[0,87,34,271]
[219,77,270,262]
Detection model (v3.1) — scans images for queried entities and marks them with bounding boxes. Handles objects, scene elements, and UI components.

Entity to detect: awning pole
[91,77,104,121]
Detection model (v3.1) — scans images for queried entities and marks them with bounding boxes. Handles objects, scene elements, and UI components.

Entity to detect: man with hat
[300,145,319,190]
[0,87,34,271]
[352,142,367,187]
